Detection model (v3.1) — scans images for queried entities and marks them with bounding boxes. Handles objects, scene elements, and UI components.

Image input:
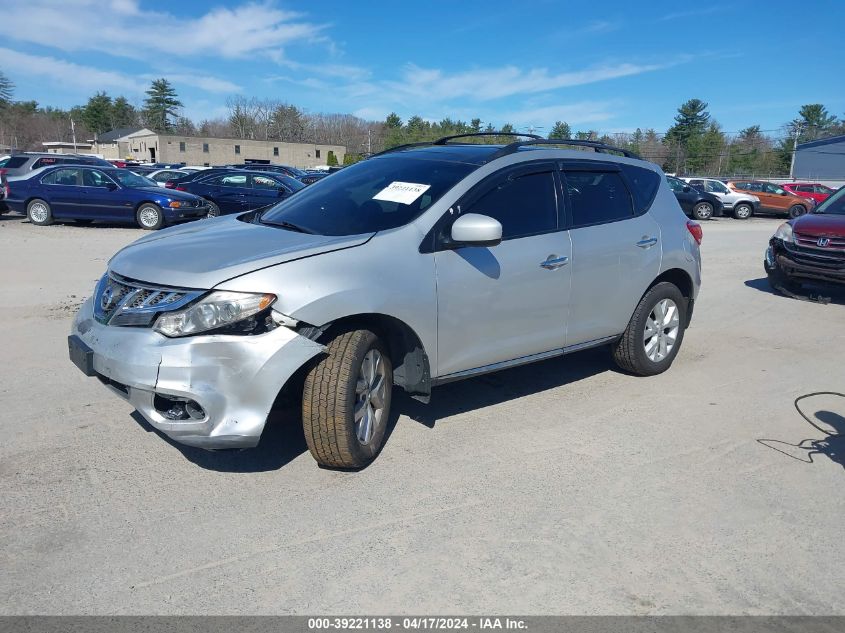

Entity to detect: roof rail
[368,131,544,159]
[487,138,641,161]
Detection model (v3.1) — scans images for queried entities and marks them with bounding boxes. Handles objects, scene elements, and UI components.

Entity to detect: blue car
[176,169,305,216]
[6,165,210,230]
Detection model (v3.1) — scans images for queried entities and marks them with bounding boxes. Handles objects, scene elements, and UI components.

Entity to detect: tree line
[1,67,843,175]
[383,100,845,177]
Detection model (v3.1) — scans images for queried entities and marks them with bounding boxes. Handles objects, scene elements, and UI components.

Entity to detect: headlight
[773,222,794,243]
[154,291,276,337]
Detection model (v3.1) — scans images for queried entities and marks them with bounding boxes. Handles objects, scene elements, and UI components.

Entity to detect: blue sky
[2,0,844,137]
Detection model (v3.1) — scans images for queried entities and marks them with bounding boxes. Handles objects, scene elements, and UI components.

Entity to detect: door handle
[540,255,569,270]
[636,237,658,249]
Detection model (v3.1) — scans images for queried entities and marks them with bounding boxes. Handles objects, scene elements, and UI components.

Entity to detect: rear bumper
[70,297,325,449]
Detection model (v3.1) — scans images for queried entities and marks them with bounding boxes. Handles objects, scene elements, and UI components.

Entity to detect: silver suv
[69,135,702,469]
[0,152,114,178]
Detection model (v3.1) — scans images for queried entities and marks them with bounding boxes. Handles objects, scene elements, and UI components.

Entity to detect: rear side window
[620,164,660,214]
[0,156,29,169]
[41,168,81,185]
[704,180,728,194]
[33,157,64,169]
[565,171,634,228]
[466,170,558,240]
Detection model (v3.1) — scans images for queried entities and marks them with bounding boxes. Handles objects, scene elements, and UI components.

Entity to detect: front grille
[783,242,845,271]
[93,273,205,327]
[794,231,845,251]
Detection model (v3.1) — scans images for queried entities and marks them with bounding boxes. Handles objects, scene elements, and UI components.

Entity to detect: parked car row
[667,176,821,220]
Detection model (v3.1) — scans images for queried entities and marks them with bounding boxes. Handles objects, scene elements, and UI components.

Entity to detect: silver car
[69,135,702,468]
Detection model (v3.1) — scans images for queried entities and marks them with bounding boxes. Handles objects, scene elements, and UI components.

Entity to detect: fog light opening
[154,394,206,421]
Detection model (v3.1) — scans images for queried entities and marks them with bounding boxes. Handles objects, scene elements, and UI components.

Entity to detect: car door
[38,167,84,217]
[433,162,571,377]
[80,169,124,219]
[761,182,792,213]
[200,173,248,213]
[564,163,662,345]
[666,176,695,214]
[247,174,290,210]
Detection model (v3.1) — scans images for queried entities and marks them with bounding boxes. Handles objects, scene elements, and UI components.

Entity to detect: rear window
[260,157,475,236]
[620,164,660,214]
[0,156,28,169]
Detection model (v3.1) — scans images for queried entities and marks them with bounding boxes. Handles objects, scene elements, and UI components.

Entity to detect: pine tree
[0,70,14,109]
[80,92,114,135]
[111,96,137,129]
[548,121,571,139]
[789,104,838,142]
[142,79,183,132]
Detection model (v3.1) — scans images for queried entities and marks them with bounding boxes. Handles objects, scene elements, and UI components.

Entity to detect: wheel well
[135,200,163,211]
[319,314,432,401]
[647,268,695,325]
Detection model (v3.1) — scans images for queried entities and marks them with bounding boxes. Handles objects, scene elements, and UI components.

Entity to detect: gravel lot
[1,213,843,615]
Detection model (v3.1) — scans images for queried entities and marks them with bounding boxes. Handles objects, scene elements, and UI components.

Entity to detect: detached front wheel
[612,282,687,376]
[302,329,393,469]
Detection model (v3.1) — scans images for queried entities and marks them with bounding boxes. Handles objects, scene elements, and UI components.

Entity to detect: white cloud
[377,60,682,104]
[1,0,328,61]
[155,74,241,94]
[500,102,617,127]
[0,47,139,93]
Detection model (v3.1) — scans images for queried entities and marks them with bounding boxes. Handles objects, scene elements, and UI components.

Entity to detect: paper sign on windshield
[373,181,431,205]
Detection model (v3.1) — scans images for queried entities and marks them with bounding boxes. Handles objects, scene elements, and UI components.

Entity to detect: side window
[252,175,282,190]
[620,164,660,213]
[666,176,685,193]
[221,174,248,187]
[41,168,81,185]
[0,156,28,169]
[705,180,728,194]
[565,171,634,227]
[465,170,557,240]
[33,157,61,169]
[82,169,112,187]
[689,179,704,188]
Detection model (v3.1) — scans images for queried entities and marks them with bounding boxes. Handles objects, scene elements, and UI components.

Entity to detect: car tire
[302,329,393,469]
[136,203,164,230]
[612,282,687,377]
[206,200,221,218]
[733,203,753,219]
[692,202,714,221]
[788,204,806,219]
[27,198,53,226]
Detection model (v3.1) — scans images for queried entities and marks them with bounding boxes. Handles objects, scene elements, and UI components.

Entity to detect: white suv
[684,178,760,219]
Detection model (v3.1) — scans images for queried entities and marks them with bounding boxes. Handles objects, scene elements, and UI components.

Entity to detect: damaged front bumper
[69,297,325,449]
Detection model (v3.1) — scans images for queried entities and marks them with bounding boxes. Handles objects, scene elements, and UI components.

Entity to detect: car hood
[108,214,375,288]
[791,212,845,237]
[134,186,199,200]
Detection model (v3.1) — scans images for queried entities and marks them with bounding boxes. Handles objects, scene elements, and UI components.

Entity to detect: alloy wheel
[354,349,387,445]
[138,206,160,228]
[29,202,48,224]
[643,298,680,362]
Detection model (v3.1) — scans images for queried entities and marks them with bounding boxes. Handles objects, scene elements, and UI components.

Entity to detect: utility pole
[71,118,77,152]
[789,124,803,179]
[367,127,371,154]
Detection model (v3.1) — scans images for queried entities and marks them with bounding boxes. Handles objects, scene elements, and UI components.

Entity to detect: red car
[781,182,836,205]
[765,186,845,291]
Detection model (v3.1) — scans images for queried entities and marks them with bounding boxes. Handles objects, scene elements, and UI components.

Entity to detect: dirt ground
[1,213,843,615]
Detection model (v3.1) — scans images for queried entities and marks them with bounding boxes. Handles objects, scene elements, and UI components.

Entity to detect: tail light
[164,181,176,189]
[686,220,703,245]
[175,185,187,192]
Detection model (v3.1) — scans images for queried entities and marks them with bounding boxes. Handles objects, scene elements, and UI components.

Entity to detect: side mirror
[682,185,691,192]
[450,213,502,247]
[106,182,118,191]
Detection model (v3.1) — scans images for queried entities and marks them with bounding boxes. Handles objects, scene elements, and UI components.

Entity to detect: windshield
[813,186,845,215]
[107,170,157,188]
[260,157,475,236]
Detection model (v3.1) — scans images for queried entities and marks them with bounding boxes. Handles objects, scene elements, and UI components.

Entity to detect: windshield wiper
[263,219,315,234]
